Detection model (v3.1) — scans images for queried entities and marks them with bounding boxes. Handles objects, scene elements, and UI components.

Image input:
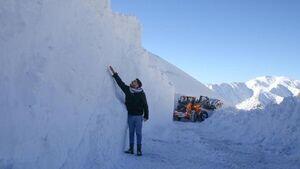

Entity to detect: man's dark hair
[136,78,142,88]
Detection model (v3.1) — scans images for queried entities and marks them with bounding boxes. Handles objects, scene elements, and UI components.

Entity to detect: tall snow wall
[147,53,217,98]
[0,0,174,168]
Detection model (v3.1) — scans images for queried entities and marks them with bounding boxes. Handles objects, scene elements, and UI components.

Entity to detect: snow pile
[147,54,216,98]
[203,97,300,156]
[0,0,174,168]
[0,0,218,168]
[209,76,300,110]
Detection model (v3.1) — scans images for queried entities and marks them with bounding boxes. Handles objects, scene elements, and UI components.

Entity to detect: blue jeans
[128,115,143,145]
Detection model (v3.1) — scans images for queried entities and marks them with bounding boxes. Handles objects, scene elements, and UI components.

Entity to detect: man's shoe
[124,144,134,154]
[137,144,142,156]
[124,148,134,154]
[136,150,142,156]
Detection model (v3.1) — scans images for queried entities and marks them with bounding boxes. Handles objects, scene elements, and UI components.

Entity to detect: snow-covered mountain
[209,76,300,110]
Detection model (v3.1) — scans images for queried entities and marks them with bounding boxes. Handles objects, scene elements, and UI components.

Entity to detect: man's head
[130,78,142,89]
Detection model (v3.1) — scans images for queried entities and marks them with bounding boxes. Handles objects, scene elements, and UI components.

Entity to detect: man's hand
[143,118,148,122]
[109,66,116,75]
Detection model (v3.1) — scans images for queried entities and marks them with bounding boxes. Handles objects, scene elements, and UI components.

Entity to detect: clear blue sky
[111,0,300,84]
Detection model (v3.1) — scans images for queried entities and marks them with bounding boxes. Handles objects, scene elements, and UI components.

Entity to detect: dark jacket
[112,73,149,119]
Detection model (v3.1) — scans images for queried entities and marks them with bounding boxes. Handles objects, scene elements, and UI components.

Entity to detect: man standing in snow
[109,66,149,156]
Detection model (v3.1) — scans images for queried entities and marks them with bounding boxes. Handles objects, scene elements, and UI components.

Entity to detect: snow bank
[203,97,300,156]
[0,0,175,168]
[148,54,216,98]
[0,0,217,168]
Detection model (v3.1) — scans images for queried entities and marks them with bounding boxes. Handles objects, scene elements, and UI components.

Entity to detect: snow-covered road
[115,122,299,169]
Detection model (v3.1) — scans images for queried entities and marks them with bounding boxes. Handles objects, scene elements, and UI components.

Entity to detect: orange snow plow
[173,95,223,122]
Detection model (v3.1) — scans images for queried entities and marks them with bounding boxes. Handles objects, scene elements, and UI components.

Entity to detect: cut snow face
[209,76,300,110]
[147,53,217,98]
[0,0,216,169]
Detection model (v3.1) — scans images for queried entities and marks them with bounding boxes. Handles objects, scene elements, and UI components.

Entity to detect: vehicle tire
[202,111,208,119]
[198,116,204,122]
[192,112,197,122]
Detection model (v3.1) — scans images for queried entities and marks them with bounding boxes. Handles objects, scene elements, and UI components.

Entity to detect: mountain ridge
[208,76,300,110]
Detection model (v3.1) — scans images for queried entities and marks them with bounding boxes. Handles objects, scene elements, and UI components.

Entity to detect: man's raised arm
[109,66,129,93]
